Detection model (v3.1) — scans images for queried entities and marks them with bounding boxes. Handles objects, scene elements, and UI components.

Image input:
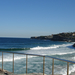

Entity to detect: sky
[0,0,75,38]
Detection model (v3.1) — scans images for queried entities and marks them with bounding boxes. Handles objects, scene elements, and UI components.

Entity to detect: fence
[0,51,75,75]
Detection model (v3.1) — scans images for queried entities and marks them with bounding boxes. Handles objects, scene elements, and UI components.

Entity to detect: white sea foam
[0,43,74,75]
[30,45,59,50]
[52,62,75,75]
[53,51,75,55]
[29,43,75,56]
[60,64,75,75]
[69,64,75,74]
[0,55,36,62]
[30,43,73,50]
[0,43,73,62]
[0,56,25,62]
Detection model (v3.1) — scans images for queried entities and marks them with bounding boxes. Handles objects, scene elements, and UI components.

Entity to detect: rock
[73,43,75,47]
[4,72,8,75]
[31,32,75,42]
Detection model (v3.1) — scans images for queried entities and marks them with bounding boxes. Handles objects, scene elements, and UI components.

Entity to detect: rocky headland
[31,32,75,42]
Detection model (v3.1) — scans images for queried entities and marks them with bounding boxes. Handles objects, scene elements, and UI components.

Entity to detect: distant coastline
[31,32,75,42]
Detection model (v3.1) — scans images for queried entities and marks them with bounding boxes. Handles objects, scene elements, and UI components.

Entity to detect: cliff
[31,32,75,42]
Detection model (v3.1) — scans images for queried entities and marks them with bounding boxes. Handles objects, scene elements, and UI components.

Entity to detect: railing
[0,51,75,75]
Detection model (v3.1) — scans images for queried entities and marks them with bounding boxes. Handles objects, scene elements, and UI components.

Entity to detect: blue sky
[0,0,75,38]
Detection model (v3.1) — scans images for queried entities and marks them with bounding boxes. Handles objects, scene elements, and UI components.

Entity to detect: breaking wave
[30,43,72,50]
[30,45,59,50]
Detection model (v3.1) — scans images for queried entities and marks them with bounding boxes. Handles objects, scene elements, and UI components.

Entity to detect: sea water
[0,37,75,75]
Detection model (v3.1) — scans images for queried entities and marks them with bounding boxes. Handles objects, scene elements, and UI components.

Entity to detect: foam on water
[53,51,75,55]
[0,56,25,62]
[30,43,73,50]
[30,45,59,50]
[0,54,37,62]
[58,64,75,75]
[0,40,75,75]
[0,43,74,62]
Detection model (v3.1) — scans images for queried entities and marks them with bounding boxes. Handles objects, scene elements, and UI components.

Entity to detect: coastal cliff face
[31,32,75,42]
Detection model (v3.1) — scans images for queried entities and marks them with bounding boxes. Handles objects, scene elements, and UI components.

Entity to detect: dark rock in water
[73,44,75,47]
[4,72,8,75]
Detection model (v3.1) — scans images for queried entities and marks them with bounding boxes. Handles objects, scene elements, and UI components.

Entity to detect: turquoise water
[0,38,75,75]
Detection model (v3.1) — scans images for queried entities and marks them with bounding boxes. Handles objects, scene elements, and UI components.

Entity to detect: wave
[0,54,37,62]
[0,43,73,51]
[30,43,73,50]
[30,45,59,50]
[0,48,30,51]
[51,51,75,56]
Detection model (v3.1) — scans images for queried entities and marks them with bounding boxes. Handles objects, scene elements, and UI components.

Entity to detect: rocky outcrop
[73,43,75,47]
[31,32,75,42]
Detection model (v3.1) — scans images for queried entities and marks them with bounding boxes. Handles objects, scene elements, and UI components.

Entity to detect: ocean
[0,37,75,75]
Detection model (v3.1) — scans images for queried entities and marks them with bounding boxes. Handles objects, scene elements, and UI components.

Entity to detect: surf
[30,43,73,50]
